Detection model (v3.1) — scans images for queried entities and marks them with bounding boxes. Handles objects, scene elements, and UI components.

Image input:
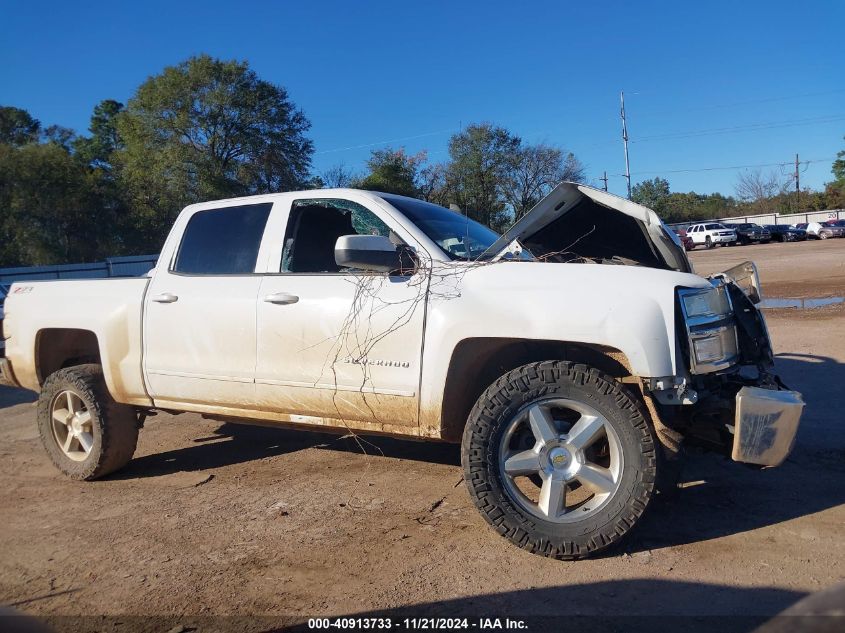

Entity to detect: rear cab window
[173,203,272,274]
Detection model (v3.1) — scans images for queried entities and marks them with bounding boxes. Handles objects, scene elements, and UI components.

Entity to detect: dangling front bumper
[732,386,804,467]
[665,261,805,467]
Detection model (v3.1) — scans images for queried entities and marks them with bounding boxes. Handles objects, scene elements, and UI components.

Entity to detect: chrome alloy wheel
[498,398,624,523]
[50,390,94,462]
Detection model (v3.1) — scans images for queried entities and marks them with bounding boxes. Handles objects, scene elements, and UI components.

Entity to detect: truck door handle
[264,292,299,305]
[151,292,179,303]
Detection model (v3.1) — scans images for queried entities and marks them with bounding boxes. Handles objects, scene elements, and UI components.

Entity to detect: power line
[627,156,834,176]
[311,96,845,160]
[632,88,845,122]
[631,114,845,143]
[315,128,453,155]
[558,113,845,152]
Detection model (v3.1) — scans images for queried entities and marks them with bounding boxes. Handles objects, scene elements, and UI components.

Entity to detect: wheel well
[36,328,101,384]
[439,338,633,442]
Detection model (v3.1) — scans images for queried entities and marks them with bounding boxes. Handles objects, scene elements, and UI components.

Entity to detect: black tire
[462,361,658,560]
[705,236,713,249]
[37,364,138,481]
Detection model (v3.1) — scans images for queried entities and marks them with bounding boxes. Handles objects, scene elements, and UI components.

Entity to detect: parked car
[731,223,771,245]
[795,222,843,239]
[686,222,737,248]
[1,183,805,560]
[764,225,807,242]
[673,229,694,251]
[820,219,845,234]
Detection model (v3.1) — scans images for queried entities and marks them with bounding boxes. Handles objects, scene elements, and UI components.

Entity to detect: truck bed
[2,277,152,406]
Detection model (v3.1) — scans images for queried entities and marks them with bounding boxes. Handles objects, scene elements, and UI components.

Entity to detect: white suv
[687,222,737,249]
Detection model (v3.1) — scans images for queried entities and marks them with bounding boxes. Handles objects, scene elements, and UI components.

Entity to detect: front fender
[418,261,710,434]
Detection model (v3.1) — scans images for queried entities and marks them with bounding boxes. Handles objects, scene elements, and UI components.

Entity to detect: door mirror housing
[335,234,406,273]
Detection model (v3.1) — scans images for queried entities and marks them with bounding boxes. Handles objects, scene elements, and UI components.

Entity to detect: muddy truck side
[0,183,804,559]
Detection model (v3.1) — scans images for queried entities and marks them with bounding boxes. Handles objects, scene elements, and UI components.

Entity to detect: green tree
[74,100,124,168]
[0,106,40,147]
[417,161,449,205]
[41,125,76,150]
[0,144,19,265]
[115,54,314,251]
[631,177,671,216]
[826,136,845,208]
[445,123,521,230]
[832,136,845,183]
[358,148,425,197]
[0,141,118,265]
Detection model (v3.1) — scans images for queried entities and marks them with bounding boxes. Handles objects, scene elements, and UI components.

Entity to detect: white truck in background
[0,183,804,559]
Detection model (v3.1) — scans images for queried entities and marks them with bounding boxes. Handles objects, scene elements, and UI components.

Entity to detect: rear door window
[174,203,272,274]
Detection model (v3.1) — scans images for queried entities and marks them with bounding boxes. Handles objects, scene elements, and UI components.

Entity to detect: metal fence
[667,208,845,231]
[0,255,158,300]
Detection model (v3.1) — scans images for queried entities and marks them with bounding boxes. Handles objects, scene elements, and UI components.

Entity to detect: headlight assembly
[678,284,739,373]
[690,326,739,366]
[680,285,731,322]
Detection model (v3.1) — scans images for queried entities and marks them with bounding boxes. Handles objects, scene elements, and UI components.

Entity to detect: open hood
[483,182,691,273]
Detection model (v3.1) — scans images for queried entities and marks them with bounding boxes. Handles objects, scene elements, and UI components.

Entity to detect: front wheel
[462,361,657,560]
[37,364,139,480]
[705,236,713,249]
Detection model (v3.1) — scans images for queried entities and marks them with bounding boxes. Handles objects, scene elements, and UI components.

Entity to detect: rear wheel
[37,364,138,480]
[462,361,657,560]
[819,232,829,240]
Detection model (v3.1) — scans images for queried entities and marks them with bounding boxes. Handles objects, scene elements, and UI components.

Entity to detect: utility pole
[600,171,608,192]
[620,91,632,199]
[794,153,800,211]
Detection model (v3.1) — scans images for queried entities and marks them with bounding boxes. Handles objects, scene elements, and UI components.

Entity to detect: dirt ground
[1,239,843,630]
[688,237,845,299]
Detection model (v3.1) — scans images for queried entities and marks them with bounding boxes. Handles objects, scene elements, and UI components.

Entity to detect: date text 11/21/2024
[307,617,528,629]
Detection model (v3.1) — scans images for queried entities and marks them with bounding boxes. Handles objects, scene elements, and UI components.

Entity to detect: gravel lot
[1,239,843,630]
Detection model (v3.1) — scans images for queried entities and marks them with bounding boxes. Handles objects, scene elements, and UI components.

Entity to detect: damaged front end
[656,261,804,467]
[482,182,804,467]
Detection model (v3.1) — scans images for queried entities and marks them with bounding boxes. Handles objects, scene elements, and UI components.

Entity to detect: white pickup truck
[0,183,804,559]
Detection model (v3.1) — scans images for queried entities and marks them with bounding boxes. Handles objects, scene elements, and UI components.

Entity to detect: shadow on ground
[18,351,845,554]
[278,579,807,631]
[628,350,844,553]
[9,579,811,633]
[0,386,36,409]
[115,422,460,481]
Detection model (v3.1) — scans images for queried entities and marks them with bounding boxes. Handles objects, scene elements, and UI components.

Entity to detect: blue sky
[2,0,843,198]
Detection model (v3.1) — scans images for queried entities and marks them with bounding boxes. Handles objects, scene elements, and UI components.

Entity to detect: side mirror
[335,234,406,273]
